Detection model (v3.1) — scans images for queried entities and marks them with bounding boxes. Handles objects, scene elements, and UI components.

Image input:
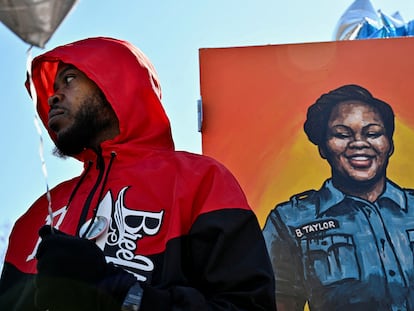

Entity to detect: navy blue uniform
[263,179,414,311]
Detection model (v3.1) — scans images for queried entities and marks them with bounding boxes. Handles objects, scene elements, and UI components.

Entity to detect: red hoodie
[0,37,276,310]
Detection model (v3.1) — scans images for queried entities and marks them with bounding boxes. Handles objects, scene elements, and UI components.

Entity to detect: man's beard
[53,92,116,158]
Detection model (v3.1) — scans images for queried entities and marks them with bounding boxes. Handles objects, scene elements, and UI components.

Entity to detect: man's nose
[48,93,62,106]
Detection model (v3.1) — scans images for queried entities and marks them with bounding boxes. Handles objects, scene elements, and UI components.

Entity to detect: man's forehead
[56,63,77,77]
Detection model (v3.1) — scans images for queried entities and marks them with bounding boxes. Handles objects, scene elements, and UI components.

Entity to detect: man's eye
[64,75,75,84]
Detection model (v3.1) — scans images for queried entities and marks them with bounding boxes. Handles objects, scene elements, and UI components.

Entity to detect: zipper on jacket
[78,151,117,238]
[75,152,106,236]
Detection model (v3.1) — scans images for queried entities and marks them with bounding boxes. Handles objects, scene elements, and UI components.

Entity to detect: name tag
[294,219,339,238]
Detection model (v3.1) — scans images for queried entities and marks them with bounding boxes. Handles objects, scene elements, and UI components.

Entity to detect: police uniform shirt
[263,179,414,311]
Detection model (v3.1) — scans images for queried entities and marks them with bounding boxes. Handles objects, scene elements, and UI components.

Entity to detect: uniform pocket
[301,234,360,286]
[406,229,414,256]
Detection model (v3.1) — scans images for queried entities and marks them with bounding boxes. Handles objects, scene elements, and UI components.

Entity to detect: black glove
[35,225,138,311]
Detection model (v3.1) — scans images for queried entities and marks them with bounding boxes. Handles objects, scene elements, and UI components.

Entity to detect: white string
[26,46,54,232]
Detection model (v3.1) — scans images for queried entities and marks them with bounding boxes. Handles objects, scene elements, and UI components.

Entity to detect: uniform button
[388,270,396,276]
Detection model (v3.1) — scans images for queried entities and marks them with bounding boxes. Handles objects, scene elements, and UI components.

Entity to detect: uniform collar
[317,178,408,216]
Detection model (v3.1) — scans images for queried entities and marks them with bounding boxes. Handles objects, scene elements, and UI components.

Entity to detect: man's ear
[318,145,327,159]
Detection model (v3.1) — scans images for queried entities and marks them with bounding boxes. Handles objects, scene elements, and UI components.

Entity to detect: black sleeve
[0,262,37,311]
[140,209,277,311]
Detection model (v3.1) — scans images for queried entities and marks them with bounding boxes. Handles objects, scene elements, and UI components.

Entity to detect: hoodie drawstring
[79,151,117,238]
[66,160,93,207]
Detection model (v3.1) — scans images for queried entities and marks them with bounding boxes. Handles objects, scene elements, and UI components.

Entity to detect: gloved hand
[35,225,138,311]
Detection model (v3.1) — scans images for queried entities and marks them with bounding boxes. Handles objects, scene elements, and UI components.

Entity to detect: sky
[2,0,414,226]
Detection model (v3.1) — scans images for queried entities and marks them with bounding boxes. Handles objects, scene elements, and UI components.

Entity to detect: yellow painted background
[199,37,414,227]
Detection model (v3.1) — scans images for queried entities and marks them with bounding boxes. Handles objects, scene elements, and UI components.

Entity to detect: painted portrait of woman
[263,84,414,311]
[199,37,414,311]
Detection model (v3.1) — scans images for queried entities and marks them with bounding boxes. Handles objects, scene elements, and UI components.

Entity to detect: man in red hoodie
[0,37,276,311]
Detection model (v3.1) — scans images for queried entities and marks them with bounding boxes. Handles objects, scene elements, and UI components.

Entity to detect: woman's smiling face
[320,100,393,184]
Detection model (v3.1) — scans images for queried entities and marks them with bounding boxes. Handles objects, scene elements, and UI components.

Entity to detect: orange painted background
[199,37,414,227]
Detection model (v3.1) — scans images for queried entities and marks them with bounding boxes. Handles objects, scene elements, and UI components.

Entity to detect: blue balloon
[334,0,414,40]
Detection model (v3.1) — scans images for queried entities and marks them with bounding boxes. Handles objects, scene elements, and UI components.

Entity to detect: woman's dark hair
[304,84,395,146]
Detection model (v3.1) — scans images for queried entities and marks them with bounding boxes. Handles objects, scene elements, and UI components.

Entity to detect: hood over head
[26,37,174,161]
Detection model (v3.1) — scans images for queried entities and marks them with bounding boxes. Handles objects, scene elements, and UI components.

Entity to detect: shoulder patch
[290,189,316,204]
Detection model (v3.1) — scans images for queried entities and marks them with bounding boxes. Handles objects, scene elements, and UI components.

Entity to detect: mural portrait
[263,84,414,310]
[199,37,414,310]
